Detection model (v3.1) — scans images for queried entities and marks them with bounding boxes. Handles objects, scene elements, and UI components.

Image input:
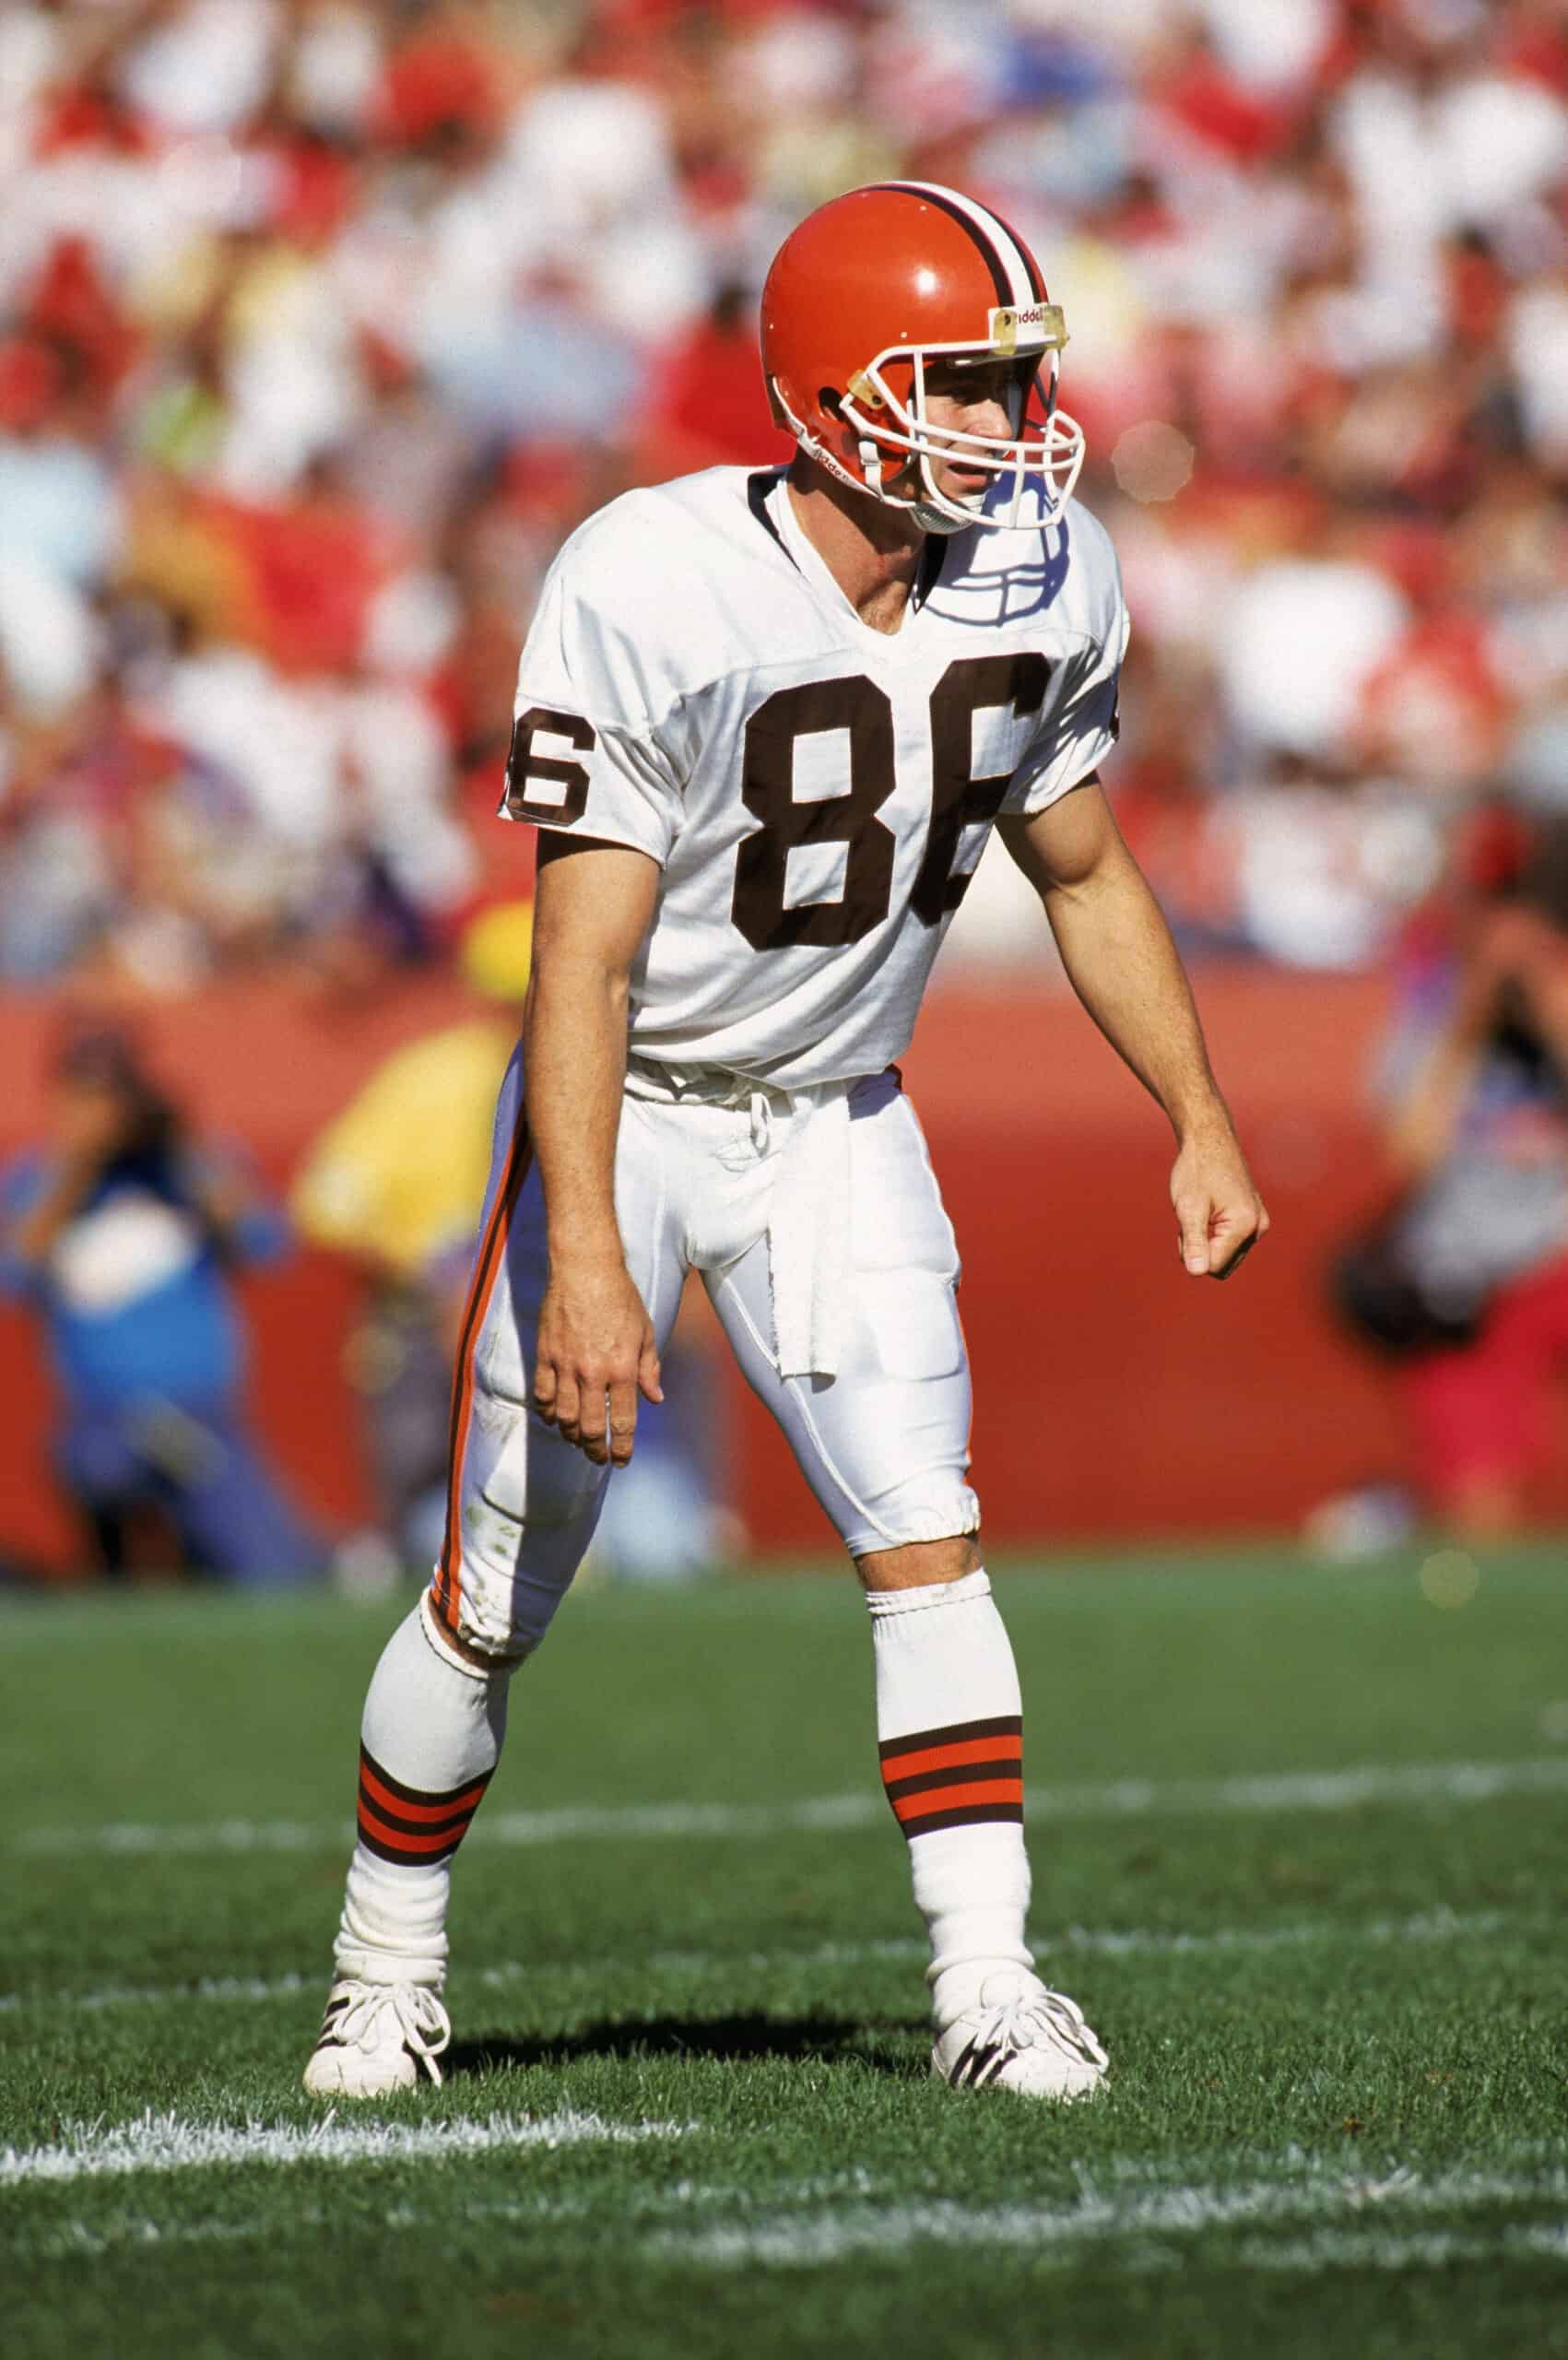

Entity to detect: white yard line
[23,2175,878,2262]
[18,2155,1568,2278]
[0,1909,1510,2019]
[39,2215,274,2260]
[0,2106,690,2189]
[1236,2224,1568,2272]
[1051,1906,1506,1960]
[15,1755,1568,1860]
[660,2159,1568,2269]
[0,1971,315,2016]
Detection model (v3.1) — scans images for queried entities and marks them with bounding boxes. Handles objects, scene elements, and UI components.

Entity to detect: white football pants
[429,1053,980,1660]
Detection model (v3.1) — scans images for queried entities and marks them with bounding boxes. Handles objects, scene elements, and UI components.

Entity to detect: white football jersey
[502,466,1128,1088]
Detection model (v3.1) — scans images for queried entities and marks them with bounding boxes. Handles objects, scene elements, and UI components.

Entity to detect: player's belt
[624,1056,852,1381]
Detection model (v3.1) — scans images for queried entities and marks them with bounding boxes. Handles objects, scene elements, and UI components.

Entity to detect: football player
[303,182,1267,2102]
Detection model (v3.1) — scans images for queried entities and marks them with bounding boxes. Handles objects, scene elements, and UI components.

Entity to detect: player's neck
[785,455,924,637]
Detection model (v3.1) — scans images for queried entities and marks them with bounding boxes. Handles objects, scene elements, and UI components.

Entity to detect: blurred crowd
[0,0,1566,994]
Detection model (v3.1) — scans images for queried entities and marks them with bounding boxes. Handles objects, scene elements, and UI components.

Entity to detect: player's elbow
[526,942,635,1004]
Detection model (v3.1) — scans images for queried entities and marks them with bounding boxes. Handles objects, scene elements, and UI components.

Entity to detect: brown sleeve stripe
[359,1749,492,1823]
[877,1714,1021,1764]
[879,1733,1022,1786]
[889,1776,1023,1826]
[895,1799,1026,1838]
[884,1756,1023,1803]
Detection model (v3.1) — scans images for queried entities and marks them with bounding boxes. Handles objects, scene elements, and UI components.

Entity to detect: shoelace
[965,1986,1109,2071]
[333,1983,451,2064]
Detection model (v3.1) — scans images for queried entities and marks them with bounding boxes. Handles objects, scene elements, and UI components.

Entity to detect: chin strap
[907,501,971,537]
[772,372,1046,535]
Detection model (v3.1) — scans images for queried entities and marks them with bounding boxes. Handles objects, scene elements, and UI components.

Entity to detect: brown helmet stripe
[875,181,1013,308]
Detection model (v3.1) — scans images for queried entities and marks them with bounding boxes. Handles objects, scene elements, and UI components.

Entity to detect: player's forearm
[1043,851,1230,1142]
[522,955,631,1273]
[1382,1036,1479,1182]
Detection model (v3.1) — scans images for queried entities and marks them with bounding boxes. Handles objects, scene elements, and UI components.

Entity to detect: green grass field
[4,1544,1567,2359]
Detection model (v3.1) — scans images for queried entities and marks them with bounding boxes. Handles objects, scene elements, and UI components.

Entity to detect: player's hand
[533,1257,663,1466]
[1171,1120,1269,1281]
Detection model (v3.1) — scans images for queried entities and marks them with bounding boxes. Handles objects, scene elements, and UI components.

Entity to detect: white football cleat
[932,1970,1108,2100]
[301,1979,452,2097]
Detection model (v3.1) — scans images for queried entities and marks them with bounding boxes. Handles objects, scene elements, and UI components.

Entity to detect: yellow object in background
[458,899,536,1009]
[291,1017,515,1282]
[291,902,533,1280]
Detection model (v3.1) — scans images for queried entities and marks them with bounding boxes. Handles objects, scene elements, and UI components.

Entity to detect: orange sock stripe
[889,1776,1023,1824]
[883,1758,1023,1805]
[357,1795,477,1847]
[357,1824,469,1866]
[356,1797,480,1858]
[432,1108,534,1635]
[358,1758,490,1826]
[879,1733,1023,1784]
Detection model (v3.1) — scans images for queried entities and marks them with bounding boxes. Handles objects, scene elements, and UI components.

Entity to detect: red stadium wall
[4,970,1560,1575]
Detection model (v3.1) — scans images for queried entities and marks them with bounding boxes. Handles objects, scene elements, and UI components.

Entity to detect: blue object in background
[0,1140,320,1584]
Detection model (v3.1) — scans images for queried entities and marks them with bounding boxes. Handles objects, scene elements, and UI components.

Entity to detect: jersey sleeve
[499,551,684,863]
[1002,584,1130,820]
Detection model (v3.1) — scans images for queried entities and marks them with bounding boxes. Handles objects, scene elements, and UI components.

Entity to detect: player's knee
[439,1494,603,1663]
[420,1588,524,1674]
[855,1532,983,1590]
[427,1565,568,1670]
[837,1462,981,1568]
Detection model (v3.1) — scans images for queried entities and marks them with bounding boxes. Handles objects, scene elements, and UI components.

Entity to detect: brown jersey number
[504,705,597,825]
[730,655,1052,951]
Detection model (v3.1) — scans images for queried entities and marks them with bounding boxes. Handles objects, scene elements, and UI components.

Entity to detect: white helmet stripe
[881,180,1037,313]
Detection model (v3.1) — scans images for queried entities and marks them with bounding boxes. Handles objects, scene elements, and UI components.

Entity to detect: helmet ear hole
[819,386,843,418]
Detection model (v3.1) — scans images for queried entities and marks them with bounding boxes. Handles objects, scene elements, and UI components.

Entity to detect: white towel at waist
[623,1054,851,1380]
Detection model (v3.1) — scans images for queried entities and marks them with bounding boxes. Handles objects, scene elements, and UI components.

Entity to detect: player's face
[53,1076,136,1162]
[918,355,1034,505]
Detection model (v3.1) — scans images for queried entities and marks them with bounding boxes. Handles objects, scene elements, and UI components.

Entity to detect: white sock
[868,1571,1033,2022]
[333,1597,511,1988]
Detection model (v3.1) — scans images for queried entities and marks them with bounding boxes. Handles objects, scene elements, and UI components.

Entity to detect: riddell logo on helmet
[989,303,1067,358]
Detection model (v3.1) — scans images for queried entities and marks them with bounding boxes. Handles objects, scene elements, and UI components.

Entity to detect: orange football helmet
[760,181,1084,535]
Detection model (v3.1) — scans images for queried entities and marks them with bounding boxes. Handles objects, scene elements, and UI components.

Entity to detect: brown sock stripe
[880,1736,1022,1790]
[878,1713,1022,1765]
[891,1799,1026,1837]
[357,1788,478,1842]
[889,1773,1023,1823]
[879,1716,1023,1841]
[359,1749,492,1822]
[356,1749,493,1866]
[883,1756,1023,1803]
[356,1808,477,1865]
